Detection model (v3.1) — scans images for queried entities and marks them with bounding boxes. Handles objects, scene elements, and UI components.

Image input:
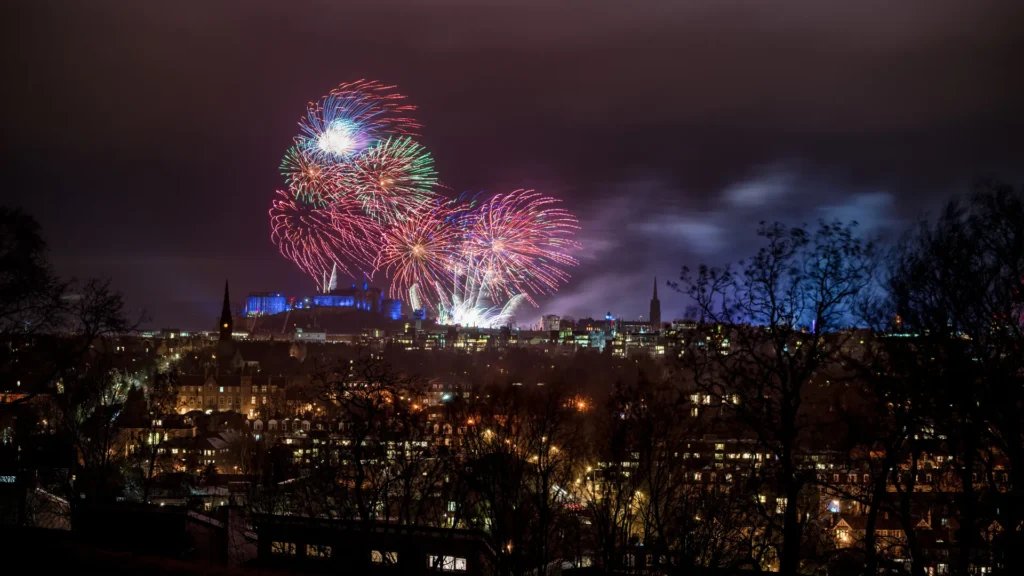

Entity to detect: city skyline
[3,3,1024,574]
[2,1,1022,328]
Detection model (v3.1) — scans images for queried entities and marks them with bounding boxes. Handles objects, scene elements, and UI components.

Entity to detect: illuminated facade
[244,283,399,319]
[245,292,288,316]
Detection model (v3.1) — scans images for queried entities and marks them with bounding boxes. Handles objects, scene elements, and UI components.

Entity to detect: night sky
[2,1,1022,329]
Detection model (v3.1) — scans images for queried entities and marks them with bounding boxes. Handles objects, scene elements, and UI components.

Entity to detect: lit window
[271,542,296,555]
[306,544,331,558]
[428,555,467,571]
[372,550,398,564]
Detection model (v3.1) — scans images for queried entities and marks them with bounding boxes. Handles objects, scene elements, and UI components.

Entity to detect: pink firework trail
[462,189,580,304]
[376,204,461,308]
[270,190,381,284]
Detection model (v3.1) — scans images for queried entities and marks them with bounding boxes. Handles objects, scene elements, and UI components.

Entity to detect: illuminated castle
[244,280,402,321]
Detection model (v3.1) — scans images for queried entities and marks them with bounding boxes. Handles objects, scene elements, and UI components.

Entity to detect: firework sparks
[296,79,421,162]
[271,81,581,315]
[437,264,527,328]
[280,145,341,204]
[344,137,439,224]
[462,189,580,304]
[270,191,379,283]
[376,204,460,307]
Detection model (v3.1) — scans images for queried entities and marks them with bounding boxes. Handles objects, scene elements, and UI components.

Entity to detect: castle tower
[649,276,661,330]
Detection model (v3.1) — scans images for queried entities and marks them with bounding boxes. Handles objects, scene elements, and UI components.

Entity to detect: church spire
[649,276,661,330]
[219,280,233,342]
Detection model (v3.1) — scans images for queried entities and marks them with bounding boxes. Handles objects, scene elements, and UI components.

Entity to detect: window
[372,550,398,564]
[306,544,331,558]
[219,386,224,393]
[428,555,467,571]
[251,396,256,405]
[271,542,296,555]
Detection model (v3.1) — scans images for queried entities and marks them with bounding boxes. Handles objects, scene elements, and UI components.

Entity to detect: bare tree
[459,381,581,576]
[887,181,1024,575]
[309,352,433,526]
[674,220,876,574]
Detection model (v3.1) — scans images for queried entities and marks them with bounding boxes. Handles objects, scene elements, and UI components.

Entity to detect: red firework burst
[270,190,381,285]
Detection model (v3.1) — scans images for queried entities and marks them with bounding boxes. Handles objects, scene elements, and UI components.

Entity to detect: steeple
[219,280,233,342]
[649,276,661,330]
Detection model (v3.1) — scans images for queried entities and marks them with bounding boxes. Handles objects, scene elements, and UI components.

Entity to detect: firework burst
[280,145,341,204]
[462,189,580,304]
[270,81,581,321]
[376,204,460,307]
[344,137,439,224]
[270,191,380,284]
[437,263,527,328]
[296,79,421,162]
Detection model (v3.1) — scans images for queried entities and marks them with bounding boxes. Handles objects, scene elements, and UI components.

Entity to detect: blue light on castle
[244,293,288,316]
[244,283,402,320]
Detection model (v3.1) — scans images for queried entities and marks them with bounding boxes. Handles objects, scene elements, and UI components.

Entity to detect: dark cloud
[1,0,1021,328]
